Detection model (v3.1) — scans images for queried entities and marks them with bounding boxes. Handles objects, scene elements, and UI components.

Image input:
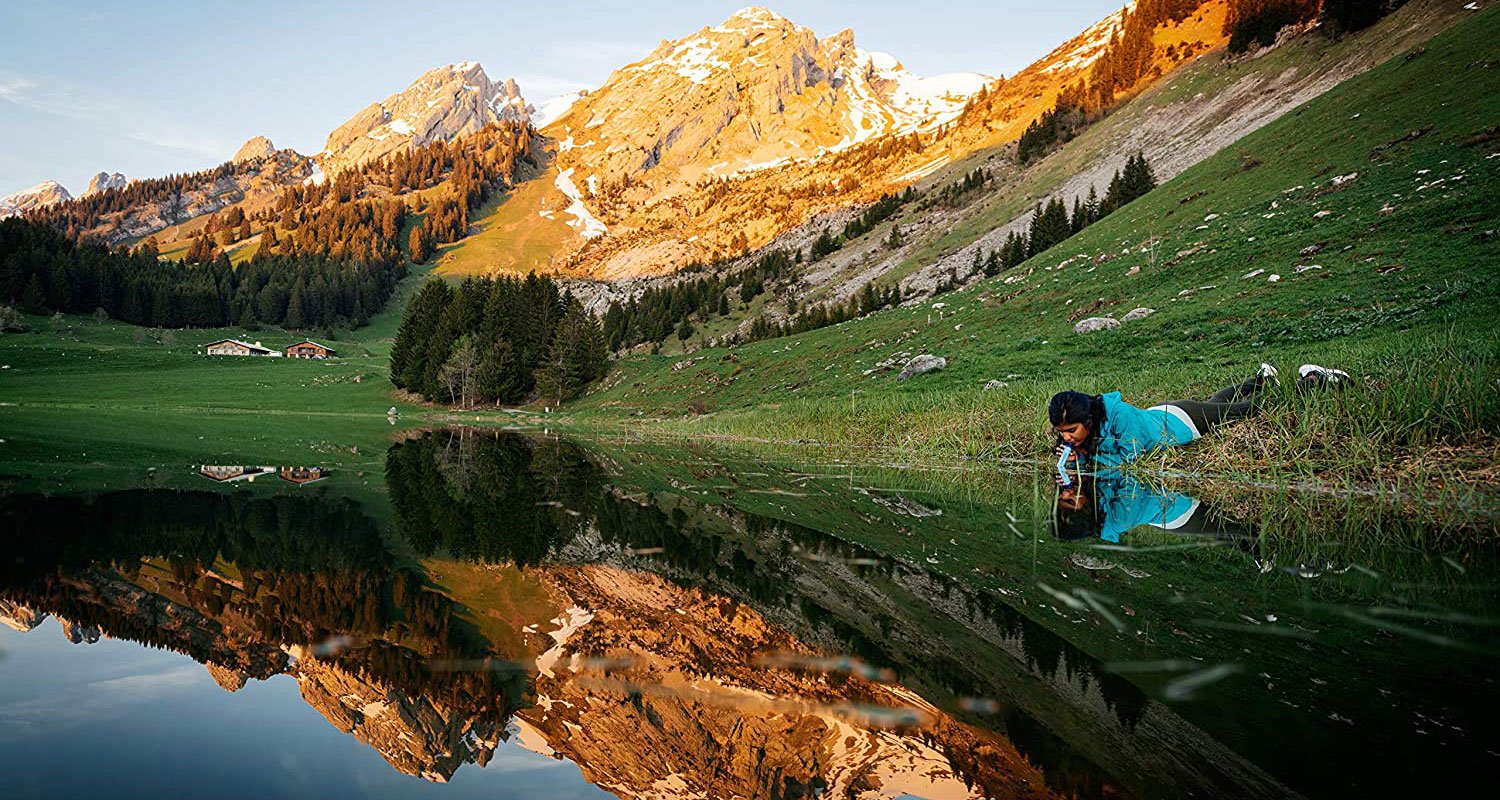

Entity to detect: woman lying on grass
[1050,364,1349,474]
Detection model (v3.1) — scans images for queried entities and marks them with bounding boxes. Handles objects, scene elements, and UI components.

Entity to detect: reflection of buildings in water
[198,465,276,483]
[195,465,332,485]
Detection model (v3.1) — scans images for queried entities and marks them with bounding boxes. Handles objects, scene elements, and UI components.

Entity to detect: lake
[1,426,1495,799]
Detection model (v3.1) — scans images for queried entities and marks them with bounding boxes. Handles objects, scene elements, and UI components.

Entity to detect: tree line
[0,217,403,329]
[1224,0,1405,52]
[6,122,537,332]
[23,159,269,238]
[1018,0,1206,163]
[390,274,608,407]
[602,248,798,352]
[978,151,1157,277]
[742,281,903,344]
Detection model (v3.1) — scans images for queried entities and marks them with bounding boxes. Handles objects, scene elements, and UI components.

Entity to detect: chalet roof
[203,338,274,353]
[287,340,337,352]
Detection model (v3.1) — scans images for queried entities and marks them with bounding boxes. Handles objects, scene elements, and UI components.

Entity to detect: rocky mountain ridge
[0,179,72,219]
[317,61,534,176]
[531,5,1001,276]
[100,144,315,244]
[82,171,128,197]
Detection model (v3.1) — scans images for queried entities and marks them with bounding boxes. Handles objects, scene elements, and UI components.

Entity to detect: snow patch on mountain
[628,36,732,85]
[534,91,587,129]
[1040,0,1135,74]
[0,180,72,219]
[554,168,608,238]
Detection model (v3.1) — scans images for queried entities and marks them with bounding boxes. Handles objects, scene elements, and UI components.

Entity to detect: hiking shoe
[1297,364,1351,394]
[1257,362,1281,389]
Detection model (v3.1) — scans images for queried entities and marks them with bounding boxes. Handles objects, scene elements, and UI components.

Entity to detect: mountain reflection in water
[1,427,1496,800]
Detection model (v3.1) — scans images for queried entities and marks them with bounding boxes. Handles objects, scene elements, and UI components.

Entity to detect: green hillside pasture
[567,8,1500,493]
[0,315,412,416]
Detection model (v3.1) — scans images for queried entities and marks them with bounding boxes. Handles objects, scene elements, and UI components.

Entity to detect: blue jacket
[1093,472,1200,542]
[1089,392,1197,468]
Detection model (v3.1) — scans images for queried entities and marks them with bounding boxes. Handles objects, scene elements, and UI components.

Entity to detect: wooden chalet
[286,340,338,359]
[203,339,277,357]
[279,466,330,485]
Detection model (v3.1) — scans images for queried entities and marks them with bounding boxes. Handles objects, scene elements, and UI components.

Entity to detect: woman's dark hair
[1049,391,1106,435]
[1053,483,1101,541]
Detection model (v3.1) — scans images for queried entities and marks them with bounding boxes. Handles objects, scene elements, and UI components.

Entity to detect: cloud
[0,663,204,741]
[0,68,229,158]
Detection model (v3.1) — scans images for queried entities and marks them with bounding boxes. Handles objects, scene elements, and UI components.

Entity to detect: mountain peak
[232,135,278,163]
[0,179,72,219]
[544,7,995,274]
[726,6,786,24]
[319,62,534,174]
[82,172,128,197]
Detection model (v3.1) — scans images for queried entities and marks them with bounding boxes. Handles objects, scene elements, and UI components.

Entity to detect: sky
[0,0,1126,197]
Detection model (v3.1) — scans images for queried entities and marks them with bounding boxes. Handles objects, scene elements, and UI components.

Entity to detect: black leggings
[1160,374,1269,435]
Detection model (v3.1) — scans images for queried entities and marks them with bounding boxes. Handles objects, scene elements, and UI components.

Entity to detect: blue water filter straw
[1056,445,1073,486]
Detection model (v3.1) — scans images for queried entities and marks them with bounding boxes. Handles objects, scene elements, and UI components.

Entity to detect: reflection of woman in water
[1049,364,1348,470]
[1054,471,1256,545]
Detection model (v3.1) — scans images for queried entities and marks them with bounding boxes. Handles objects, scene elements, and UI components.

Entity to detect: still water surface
[1,428,1495,799]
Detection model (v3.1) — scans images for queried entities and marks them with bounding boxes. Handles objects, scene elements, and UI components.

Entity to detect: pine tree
[21,273,46,312]
[409,222,431,264]
[1321,0,1394,35]
[260,225,280,257]
[984,249,1002,277]
[474,337,521,404]
[285,281,307,329]
[390,279,451,388]
[1026,204,1046,257]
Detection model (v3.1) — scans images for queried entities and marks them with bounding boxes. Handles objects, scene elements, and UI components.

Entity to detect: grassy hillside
[569,0,1465,359]
[565,7,1500,494]
[434,161,578,276]
[887,0,1466,285]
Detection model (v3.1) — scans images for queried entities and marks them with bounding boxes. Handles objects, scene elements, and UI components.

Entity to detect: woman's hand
[1054,442,1078,462]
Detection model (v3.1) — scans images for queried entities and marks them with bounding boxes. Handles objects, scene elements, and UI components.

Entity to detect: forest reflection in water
[1,426,1496,800]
